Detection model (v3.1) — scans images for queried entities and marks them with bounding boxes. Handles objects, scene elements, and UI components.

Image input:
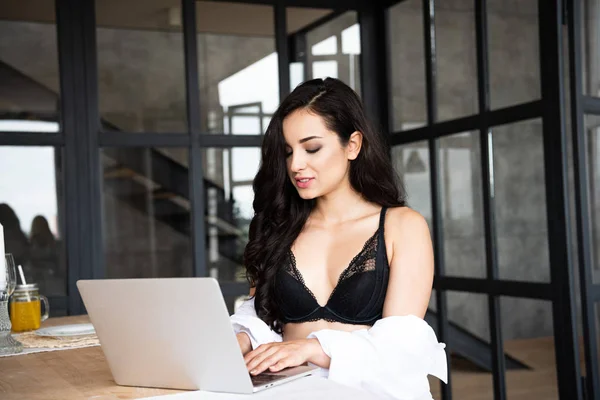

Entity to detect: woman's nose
[289,153,306,172]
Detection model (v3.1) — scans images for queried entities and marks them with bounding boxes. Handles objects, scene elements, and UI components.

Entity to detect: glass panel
[341,24,360,55]
[446,292,493,400]
[202,147,260,284]
[312,60,338,79]
[392,142,432,224]
[435,3,477,120]
[488,0,540,109]
[231,148,261,182]
[493,119,550,282]
[440,132,486,278]
[312,36,337,55]
[231,116,261,135]
[96,1,187,133]
[585,115,600,284]
[449,292,490,341]
[0,146,65,297]
[295,11,360,93]
[388,0,427,131]
[0,2,61,131]
[501,297,558,398]
[101,148,192,278]
[290,62,305,91]
[198,1,277,135]
[583,0,600,96]
[428,289,437,312]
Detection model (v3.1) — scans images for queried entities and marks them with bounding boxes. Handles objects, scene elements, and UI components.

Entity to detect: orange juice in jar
[10,284,49,332]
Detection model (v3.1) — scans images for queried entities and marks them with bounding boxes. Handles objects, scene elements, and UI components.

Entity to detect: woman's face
[283,109,359,200]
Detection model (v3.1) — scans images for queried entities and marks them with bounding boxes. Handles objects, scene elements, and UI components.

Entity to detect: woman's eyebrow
[299,136,322,144]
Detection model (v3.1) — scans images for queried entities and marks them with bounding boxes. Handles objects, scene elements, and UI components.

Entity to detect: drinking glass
[0,254,23,354]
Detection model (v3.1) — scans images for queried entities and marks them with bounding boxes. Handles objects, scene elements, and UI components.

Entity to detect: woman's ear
[347,131,363,161]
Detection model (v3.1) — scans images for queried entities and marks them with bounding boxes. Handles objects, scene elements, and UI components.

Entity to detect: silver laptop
[77,278,316,393]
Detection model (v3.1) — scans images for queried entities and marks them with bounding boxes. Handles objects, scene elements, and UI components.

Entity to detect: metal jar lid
[14,283,39,293]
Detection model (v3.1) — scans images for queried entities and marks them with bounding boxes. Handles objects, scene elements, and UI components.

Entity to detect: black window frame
[0,1,595,399]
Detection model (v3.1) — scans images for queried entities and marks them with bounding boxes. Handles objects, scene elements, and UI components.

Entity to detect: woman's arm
[383,207,434,319]
[237,332,253,355]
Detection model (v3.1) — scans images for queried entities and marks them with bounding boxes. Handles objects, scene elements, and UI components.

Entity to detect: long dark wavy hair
[244,78,407,332]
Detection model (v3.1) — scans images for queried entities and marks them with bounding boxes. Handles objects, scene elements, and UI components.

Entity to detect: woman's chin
[297,189,319,200]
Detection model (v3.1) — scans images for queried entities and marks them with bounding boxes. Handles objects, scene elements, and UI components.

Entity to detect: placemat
[17,331,100,348]
[0,331,100,357]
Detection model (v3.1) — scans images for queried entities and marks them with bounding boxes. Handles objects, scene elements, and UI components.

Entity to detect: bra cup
[276,265,385,324]
[274,206,390,325]
[325,271,378,320]
[275,268,320,319]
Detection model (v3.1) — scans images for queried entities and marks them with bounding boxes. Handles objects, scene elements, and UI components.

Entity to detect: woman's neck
[312,180,375,225]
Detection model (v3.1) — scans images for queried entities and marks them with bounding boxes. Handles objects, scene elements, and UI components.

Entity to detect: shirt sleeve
[230,297,282,350]
[307,315,448,400]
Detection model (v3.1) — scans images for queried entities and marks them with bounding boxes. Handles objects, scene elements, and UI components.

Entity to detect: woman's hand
[236,332,252,356]
[244,338,330,375]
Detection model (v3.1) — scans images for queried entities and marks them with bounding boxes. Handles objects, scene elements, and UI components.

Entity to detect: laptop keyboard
[251,373,286,386]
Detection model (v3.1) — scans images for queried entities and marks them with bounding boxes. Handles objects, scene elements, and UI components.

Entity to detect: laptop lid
[77,278,254,393]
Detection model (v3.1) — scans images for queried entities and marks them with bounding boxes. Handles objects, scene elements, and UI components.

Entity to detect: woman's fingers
[250,351,288,375]
[245,345,279,372]
[269,357,292,372]
[244,343,272,364]
[244,341,308,375]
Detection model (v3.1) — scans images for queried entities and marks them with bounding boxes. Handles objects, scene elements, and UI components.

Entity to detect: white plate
[35,323,96,337]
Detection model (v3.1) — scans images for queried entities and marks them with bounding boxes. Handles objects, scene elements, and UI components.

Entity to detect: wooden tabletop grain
[0,315,573,400]
[0,315,185,400]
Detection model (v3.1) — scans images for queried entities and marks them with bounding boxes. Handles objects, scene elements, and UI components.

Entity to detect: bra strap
[377,207,389,266]
[378,206,388,233]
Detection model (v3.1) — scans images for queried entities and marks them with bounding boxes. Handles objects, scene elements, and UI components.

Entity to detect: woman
[231,78,447,399]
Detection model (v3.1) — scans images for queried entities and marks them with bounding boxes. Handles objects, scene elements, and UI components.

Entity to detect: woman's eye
[306,147,321,154]
[285,151,292,158]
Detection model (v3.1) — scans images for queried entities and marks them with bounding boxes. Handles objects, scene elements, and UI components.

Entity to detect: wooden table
[0,315,574,400]
[0,315,184,400]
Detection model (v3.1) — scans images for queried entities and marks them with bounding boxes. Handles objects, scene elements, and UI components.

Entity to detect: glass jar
[10,283,49,332]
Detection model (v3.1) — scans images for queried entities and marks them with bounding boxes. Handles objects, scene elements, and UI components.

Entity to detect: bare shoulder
[384,207,432,258]
[385,206,430,236]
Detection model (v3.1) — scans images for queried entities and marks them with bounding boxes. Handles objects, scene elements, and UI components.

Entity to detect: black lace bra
[274,207,390,325]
